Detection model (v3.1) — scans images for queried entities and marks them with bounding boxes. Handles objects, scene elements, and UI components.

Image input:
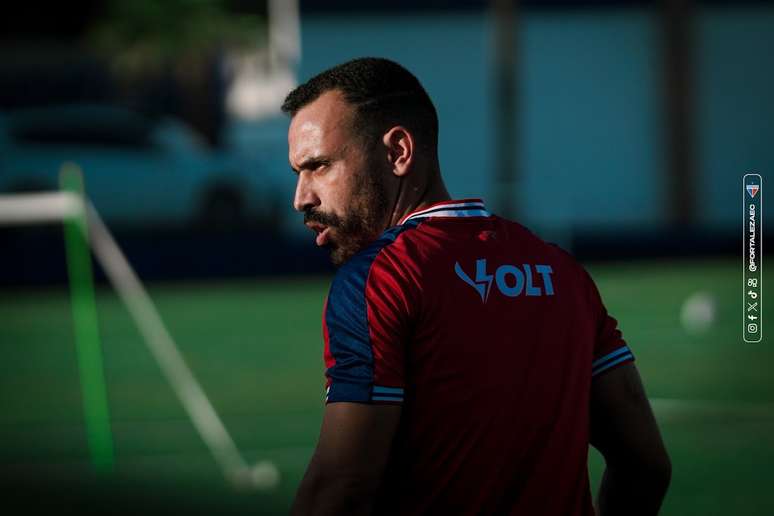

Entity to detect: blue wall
[520,9,662,229]
[697,6,774,229]
[252,5,774,236]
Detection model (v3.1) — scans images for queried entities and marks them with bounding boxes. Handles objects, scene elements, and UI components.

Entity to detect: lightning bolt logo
[454,259,493,303]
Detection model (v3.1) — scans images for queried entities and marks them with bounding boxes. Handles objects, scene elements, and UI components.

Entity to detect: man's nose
[293,172,319,213]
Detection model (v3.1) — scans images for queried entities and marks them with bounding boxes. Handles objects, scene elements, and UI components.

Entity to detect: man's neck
[389,171,451,227]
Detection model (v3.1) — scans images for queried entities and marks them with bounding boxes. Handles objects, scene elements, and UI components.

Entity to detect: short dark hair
[281,57,438,151]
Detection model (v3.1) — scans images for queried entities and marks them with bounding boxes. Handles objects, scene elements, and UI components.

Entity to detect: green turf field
[0,258,772,515]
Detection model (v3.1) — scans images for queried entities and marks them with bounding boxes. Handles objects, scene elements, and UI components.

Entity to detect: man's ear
[383,126,414,178]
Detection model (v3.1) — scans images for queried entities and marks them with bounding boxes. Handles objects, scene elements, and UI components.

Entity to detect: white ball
[680,291,717,334]
[232,460,281,491]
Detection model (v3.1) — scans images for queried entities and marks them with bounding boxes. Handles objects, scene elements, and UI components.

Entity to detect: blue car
[0,104,282,230]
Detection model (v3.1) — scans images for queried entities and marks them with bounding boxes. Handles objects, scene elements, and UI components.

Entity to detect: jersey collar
[399,198,491,225]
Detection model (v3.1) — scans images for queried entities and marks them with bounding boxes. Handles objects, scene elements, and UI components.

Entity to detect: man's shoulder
[330,221,422,293]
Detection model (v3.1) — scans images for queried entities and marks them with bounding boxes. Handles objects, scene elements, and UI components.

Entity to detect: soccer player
[283,58,670,515]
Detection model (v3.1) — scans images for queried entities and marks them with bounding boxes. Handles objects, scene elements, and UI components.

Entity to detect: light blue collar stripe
[409,201,485,216]
[402,201,488,222]
[408,208,490,221]
[592,353,634,376]
[592,346,631,368]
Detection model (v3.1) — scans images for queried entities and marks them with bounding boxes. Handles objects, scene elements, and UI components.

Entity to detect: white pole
[84,202,249,481]
[0,192,82,225]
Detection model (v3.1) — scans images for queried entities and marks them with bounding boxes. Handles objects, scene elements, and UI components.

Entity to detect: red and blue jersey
[321,199,633,515]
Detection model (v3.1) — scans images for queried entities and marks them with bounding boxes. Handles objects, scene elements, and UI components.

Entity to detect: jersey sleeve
[583,269,635,378]
[322,238,414,405]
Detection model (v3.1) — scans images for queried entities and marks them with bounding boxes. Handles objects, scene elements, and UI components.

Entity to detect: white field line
[0,192,82,225]
[84,203,248,480]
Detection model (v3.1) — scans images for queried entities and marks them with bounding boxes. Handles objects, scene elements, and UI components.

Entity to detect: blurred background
[0,0,772,514]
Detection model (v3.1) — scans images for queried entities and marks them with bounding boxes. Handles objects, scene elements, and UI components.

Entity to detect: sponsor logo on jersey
[454,259,555,302]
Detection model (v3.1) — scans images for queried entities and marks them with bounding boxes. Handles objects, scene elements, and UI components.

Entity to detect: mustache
[303,208,342,228]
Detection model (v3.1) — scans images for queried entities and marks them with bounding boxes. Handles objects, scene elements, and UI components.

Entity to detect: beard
[303,163,391,266]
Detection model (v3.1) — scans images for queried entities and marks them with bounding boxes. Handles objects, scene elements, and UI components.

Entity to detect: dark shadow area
[0,225,744,286]
[0,227,334,287]
[0,468,289,516]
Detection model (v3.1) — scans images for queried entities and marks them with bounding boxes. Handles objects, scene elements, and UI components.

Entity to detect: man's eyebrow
[292,156,331,173]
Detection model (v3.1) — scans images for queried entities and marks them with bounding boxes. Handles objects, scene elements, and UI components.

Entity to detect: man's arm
[291,402,401,516]
[590,363,671,516]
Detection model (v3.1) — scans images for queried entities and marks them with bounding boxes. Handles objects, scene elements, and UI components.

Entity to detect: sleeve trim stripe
[324,384,405,403]
[372,395,404,402]
[592,345,631,369]
[325,395,404,403]
[592,353,634,376]
[373,386,404,395]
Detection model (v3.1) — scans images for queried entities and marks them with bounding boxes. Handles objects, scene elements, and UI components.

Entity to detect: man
[283,58,670,515]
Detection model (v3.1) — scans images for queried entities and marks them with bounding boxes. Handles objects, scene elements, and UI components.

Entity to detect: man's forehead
[288,90,354,163]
